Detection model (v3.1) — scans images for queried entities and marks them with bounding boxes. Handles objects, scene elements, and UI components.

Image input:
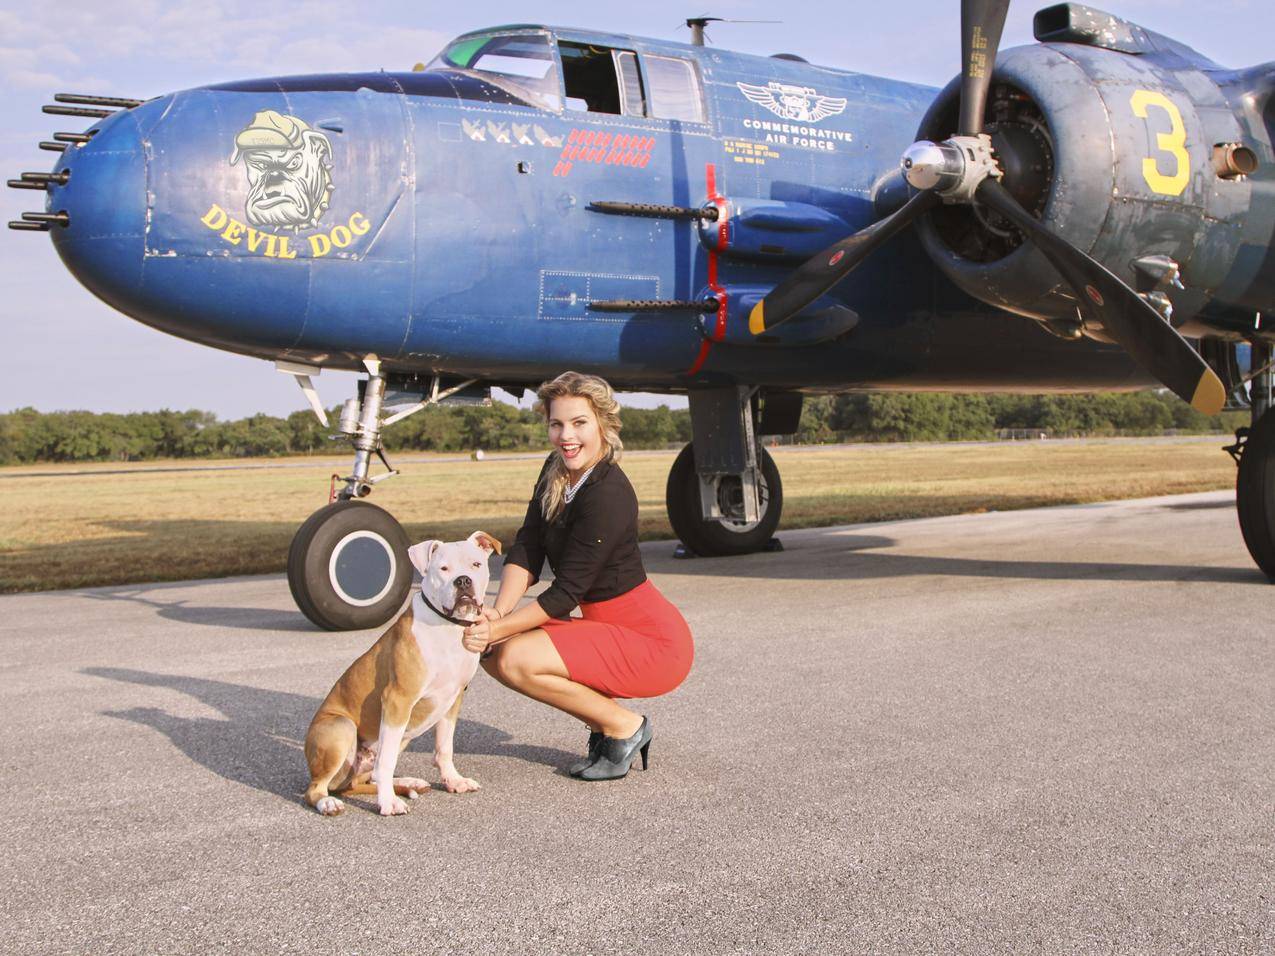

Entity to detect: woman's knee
[482,639,532,686]
[482,632,558,687]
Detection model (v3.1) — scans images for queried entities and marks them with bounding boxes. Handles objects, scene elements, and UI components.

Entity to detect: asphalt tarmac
[2,491,1271,954]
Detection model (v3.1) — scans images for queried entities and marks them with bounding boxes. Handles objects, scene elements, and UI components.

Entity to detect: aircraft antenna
[683,15,781,46]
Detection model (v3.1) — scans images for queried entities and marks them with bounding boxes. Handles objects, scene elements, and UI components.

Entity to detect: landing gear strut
[1233,341,1275,581]
[665,387,797,556]
[287,359,478,630]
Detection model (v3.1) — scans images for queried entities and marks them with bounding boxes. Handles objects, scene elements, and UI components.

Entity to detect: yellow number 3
[1130,90,1189,196]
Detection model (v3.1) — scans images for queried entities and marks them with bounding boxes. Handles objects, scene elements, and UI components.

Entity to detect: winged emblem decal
[736,81,847,124]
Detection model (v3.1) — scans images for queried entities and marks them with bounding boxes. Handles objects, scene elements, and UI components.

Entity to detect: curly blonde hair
[534,372,623,522]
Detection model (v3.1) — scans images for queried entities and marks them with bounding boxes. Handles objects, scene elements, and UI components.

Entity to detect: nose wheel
[288,500,412,631]
[285,360,482,629]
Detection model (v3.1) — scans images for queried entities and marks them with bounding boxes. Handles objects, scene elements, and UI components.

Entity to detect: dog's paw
[315,796,345,816]
[442,775,482,794]
[378,795,411,816]
[394,777,431,799]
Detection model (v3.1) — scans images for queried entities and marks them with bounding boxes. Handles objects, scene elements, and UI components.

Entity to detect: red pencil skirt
[543,579,693,699]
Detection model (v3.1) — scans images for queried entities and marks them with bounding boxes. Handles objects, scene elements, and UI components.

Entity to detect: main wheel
[1236,410,1275,581]
[288,500,413,630]
[665,443,783,556]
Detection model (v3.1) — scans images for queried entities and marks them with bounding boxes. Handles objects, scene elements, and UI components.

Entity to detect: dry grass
[0,438,1237,592]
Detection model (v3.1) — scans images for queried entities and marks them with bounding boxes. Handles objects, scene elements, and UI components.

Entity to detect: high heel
[576,716,652,781]
[567,729,604,777]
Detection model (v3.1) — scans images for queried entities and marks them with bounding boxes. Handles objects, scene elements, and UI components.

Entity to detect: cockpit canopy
[428,33,561,110]
[426,29,706,123]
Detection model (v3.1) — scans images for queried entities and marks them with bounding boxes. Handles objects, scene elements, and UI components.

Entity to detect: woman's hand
[462,617,494,655]
[482,607,503,622]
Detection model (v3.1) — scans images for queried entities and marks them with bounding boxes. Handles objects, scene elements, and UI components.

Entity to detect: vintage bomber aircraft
[8,2,1275,629]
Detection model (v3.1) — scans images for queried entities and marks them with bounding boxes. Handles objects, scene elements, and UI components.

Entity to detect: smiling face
[406,531,501,622]
[547,395,605,474]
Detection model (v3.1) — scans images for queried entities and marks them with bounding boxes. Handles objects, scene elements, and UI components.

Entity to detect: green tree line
[790,392,1247,444]
[0,392,1244,465]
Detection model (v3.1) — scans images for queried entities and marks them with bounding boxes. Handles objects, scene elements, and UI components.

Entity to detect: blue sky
[0,0,1268,418]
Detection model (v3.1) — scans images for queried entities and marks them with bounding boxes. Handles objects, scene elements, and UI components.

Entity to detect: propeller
[958,0,1009,136]
[748,190,938,336]
[975,179,1224,413]
[748,0,1225,414]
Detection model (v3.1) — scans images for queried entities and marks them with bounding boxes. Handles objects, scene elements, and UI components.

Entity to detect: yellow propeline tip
[1191,369,1226,416]
[748,302,766,336]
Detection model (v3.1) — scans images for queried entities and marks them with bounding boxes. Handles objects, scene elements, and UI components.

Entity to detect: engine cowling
[913,34,1258,335]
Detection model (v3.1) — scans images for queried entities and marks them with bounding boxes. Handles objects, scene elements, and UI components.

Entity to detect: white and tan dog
[304,531,500,816]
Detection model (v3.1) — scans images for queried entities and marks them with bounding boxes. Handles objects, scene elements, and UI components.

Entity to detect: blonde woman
[461,372,694,780]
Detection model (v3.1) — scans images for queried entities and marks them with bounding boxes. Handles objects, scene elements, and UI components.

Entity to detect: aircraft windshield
[428,33,561,111]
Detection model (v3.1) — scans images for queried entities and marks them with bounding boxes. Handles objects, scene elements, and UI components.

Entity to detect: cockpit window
[427,33,561,111]
[645,55,706,123]
[561,42,629,115]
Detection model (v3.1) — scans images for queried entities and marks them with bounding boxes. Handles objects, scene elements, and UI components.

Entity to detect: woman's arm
[492,563,534,617]
[463,584,550,654]
[490,598,550,643]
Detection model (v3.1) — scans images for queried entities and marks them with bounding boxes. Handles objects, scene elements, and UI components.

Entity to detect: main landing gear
[287,358,479,631]
[1229,341,1275,580]
[664,387,799,557]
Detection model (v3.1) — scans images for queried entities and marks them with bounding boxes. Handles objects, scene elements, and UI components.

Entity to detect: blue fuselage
[46,27,1148,394]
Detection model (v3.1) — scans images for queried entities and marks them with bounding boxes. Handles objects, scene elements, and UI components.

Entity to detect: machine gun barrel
[54,93,143,108]
[20,171,69,185]
[21,212,70,226]
[42,105,113,118]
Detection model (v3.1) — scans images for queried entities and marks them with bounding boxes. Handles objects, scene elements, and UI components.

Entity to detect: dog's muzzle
[449,576,481,620]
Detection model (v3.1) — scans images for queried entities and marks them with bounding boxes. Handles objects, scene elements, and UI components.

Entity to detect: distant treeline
[0,392,1246,465]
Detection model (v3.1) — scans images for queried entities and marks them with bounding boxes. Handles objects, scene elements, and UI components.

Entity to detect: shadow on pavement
[78,588,314,631]
[82,667,574,805]
[649,533,1264,585]
[1158,498,1235,511]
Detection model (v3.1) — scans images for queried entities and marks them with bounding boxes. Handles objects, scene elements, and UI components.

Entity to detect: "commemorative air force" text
[742,118,854,151]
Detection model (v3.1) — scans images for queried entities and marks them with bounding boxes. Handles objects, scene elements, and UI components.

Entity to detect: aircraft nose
[41,103,149,314]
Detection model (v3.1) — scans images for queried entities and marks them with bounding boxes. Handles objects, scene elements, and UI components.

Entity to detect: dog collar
[421,593,481,628]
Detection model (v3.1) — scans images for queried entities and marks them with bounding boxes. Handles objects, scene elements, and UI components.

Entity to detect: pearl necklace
[563,462,597,504]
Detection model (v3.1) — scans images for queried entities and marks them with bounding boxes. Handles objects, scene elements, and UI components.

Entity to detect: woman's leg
[482,629,643,738]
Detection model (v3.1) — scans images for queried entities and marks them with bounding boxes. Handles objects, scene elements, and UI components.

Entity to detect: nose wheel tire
[665,443,783,556]
[1236,409,1275,582]
[288,500,413,630]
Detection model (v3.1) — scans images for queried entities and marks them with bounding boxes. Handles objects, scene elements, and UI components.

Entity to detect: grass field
[0,438,1239,593]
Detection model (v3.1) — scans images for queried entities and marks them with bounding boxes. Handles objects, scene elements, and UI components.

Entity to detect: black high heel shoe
[575,716,652,781]
[567,729,604,777]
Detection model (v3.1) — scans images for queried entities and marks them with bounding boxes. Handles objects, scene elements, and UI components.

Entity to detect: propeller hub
[901,140,964,192]
[901,133,1001,204]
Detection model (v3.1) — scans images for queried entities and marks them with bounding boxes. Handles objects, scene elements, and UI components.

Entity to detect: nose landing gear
[287,359,479,630]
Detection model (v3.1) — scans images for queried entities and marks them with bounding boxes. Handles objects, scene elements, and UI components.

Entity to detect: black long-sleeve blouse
[503,455,646,619]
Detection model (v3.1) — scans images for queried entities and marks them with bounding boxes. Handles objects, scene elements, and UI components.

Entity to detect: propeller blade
[749,190,939,336]
[976,179,1225,414]
[958,0,1010,136]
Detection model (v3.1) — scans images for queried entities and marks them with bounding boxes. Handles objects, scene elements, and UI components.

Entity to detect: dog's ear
[407,540,442,575]
[468,531,502,556]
